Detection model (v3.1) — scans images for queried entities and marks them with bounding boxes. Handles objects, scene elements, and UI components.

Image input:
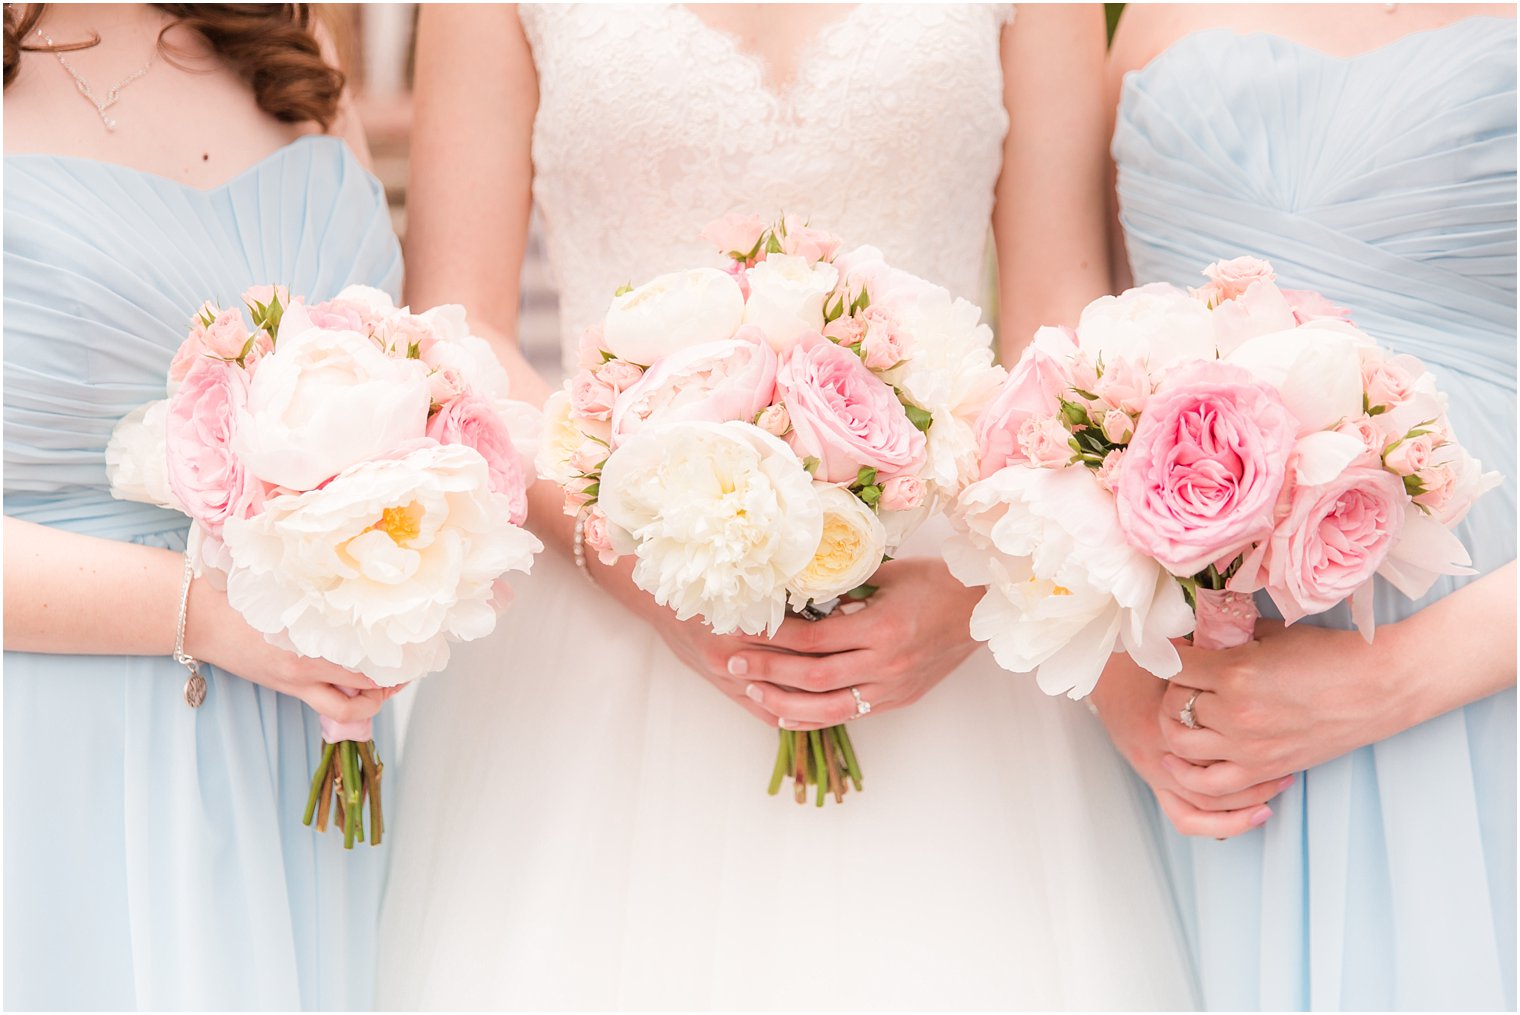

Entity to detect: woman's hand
[183,577,389,725]
[1091,654,1288,838]
[724,557,984,730]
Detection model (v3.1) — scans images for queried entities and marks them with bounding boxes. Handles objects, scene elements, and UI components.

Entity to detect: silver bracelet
[571,510,598,586]
[173,552,208,708]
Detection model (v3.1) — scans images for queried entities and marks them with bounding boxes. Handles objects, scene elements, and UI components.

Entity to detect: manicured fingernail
[745,683,763,702]
[727,656,748,676]
[1249,806,1272,828]
[838,600,868,615]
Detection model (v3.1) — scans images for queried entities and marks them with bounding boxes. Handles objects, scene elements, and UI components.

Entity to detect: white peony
[883,286,1006,494]
[104,398,184,512]
[603,268,745,364]
[743,254,840,353]
[597,420,823,636]
[944,465,1194,699]
[1077,283,1217,374]
[787,483,887,608]
[233,306,430,490]
[221,442,542,685]
[1225,321,1372,436]
[329,284,399,317]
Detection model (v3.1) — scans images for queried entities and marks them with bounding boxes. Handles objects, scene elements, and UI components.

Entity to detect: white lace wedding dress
[378,5,1198,1009]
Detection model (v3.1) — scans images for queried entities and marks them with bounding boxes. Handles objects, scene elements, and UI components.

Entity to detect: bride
[379,5,1199,1009]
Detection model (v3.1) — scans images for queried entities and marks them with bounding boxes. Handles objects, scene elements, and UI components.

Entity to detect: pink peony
[426,393,529,524]
[165,358,266,536]
[610,329,778,445]
[975,326,1078,478]
[879,475,926,511]
[1233,459,1406,625]
[1196,256,1276,305]
[777,335,927,483]
[1116,361,1298,576]
[701,212,768,260]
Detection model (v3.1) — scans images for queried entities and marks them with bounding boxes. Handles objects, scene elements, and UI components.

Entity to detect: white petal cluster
[222,443,542,685]
[598,421,823,636]
[945,466,1193,699]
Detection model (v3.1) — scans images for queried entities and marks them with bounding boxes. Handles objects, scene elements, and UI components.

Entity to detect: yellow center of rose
[373,505,421,545]
[807,515,863,579]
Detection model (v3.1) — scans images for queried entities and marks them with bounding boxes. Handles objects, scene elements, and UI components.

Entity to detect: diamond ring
[849,686,871,718]
[1179,690,1202,730]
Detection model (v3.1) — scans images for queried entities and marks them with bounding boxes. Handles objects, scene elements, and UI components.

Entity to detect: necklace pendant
[184,667,207,708]
[102,115,118,131]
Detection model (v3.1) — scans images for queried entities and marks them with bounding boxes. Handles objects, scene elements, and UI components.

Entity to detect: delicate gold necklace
[33,27,157,132]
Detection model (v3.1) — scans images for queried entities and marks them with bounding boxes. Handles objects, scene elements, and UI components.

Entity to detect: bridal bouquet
[947,257,1499,697]
[107,284,543,845]
[538,213,1005,804]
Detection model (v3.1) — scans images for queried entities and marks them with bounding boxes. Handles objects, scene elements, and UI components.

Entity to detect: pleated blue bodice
[1114,19,1516,1011]
[3,135,404,1010]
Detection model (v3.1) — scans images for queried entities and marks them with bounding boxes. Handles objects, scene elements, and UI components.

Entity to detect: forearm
[1387,560,1517,726]
[3,517,182,656]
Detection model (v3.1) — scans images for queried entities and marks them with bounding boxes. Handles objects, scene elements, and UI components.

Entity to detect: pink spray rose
[1282,288,1353,325]
[1233,459,1406,625]
[303,297,379,336]
[879,475,926,511]
[1362,352,1422,411]
[701,212,768,260]
[168,334,206,384]
[1195,256,1276,305]
[1092,355,1153,415]
[581,505,618,565]
[822,314,865,347]
[165,358,266,536]
[202,309,253,360]
[779,214,842,264]
[596,358,645,392]
[577,324,612,371]
[1100,408,1134,444]
[777,334,927,484]
[569,369,618,422]
[426,393,529,524]
[1336,416,1390,458]
[1094,448,1125,492]
[858,308,908,370]
[610,328,778,444]
[1017,416,1074,469]
[1384,432,1440,477]
[755,403,792,437]
[1116,360,1298,576]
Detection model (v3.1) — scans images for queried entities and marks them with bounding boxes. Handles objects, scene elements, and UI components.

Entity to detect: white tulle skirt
[377,529,1200,1011]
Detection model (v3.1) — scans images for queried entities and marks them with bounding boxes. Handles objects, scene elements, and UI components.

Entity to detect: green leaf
[823,293,845,324]
[854,466,878,488]
[237,334,258,363]
[1176,575,1198,612]
[802,456,820,477]
[614,283,634,297]
[844,583,879,601]
[850,286,871,315]
[407,341,421,359]
[765,233,784,255]
[1069,387,1100,402]
[1403,474,1425,498]
[904,404,933,432]
[581,481,600,499]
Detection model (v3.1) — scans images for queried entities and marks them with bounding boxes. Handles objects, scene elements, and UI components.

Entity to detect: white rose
[603,268,745,364]
[944,465,1194,699]
[1077,283,1217,373]
[221,442,542,685]
[787,483,887,608]
[233,313,430,490]
[743,254,840,353]
[598,420,823,636]
[104,398,184,512]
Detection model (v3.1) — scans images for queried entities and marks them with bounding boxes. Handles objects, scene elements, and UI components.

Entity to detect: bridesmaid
[1098,4,1516,1010]
[3,4,401,1009]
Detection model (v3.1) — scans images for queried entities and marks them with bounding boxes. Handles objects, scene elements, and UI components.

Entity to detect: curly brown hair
[3,3,346,129]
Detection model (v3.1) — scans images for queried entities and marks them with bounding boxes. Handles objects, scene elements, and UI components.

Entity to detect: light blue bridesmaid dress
[4,135,403,1010]
[1113,19,1516,1011]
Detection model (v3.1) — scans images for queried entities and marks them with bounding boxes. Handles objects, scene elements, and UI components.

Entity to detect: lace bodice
[520,3,1012,372]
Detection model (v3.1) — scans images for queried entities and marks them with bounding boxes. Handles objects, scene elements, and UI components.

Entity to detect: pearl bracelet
[571,510,599,586]
[173,552,208,708]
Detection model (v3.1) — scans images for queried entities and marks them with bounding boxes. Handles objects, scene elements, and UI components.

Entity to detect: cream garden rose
[787,483,887,608]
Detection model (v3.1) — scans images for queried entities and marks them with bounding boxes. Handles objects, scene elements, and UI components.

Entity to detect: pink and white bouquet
[539,213,1005,804]
[947,257,1499,698]
[107,284,543,845]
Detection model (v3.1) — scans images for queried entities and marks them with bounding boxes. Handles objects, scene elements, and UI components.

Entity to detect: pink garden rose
[426,393,529,524]
[777,334,926,484]
[165,358,266,536]
[610,329,778,444]
[1232,458,1406,625]
[1116,361,1298,576]
[975,326,1078,478]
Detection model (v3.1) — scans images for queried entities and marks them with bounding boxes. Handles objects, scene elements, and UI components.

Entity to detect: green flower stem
[820,726,845,804]
[767,731,790,796]
[359,741,384,847]
[792,731,808,803]
[303,742,336,827]
[836,724,863,791]
[341,741,362,850]
[809,730,826,807]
